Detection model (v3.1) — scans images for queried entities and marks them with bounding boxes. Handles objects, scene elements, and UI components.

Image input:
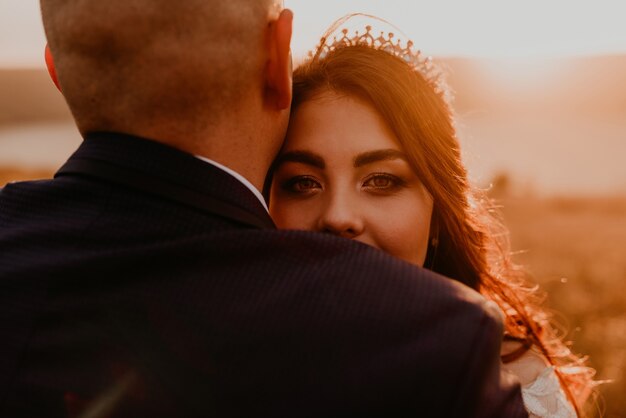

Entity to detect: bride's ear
[45,44,62,92]
[265,8,293,110]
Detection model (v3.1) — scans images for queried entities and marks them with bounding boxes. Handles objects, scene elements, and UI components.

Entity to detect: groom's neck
[118,110,285,194]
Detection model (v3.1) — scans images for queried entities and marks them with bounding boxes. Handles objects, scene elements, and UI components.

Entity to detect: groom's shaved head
[41,0,281,137]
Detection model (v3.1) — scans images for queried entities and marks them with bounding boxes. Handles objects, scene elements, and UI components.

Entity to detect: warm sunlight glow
[286,0,626,59]
[480,58,566,91]
[2,0,626,66]
[1,4,624,415]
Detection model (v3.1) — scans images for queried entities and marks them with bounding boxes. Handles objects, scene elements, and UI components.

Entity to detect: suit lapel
[55,132,275,230]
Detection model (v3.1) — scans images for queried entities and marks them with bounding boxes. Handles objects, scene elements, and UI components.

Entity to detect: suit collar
[55,132,275,230]
[194,154,269,213]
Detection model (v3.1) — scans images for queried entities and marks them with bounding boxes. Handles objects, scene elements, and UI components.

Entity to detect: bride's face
[269,92,434,266]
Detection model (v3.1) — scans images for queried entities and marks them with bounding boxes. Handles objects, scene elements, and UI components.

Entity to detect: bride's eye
[362,173,405,192]
[281,176,322,194]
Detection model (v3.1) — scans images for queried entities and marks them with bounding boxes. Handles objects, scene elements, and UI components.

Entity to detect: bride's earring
[427,235,439,270]
[426,215,439,270]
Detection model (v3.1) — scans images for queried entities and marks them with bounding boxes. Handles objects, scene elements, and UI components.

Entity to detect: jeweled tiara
[308,18,443,91]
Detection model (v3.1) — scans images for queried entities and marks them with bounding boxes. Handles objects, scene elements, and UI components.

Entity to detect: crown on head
[309,24,441,89]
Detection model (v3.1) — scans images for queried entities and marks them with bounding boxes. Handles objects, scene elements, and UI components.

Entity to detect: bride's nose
[316,194,364,239]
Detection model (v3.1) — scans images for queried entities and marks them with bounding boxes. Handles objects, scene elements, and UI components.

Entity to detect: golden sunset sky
[1,0,625,195]
[1,0,626,67]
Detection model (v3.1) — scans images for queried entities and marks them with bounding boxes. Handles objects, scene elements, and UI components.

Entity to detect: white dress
[502,341,578,418]
[520,365,577,418]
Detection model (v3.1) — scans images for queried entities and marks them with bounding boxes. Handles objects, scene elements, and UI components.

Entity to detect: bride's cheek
[279,202,316,230]
[269,201,295,229]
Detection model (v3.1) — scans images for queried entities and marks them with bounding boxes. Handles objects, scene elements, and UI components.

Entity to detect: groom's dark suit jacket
[0,132,527,417]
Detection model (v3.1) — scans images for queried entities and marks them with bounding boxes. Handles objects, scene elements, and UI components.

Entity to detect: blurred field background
[500,196,626,418]
[1,1,625,416]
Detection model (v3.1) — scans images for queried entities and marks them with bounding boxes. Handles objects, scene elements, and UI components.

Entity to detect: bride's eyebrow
[274,150,325,169]
[354,149,407,167]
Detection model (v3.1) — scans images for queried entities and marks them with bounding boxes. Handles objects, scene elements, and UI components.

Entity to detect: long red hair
[290,37,597,415]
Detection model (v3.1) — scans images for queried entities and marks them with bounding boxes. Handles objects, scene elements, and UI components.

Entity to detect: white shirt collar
[194,155,269,213]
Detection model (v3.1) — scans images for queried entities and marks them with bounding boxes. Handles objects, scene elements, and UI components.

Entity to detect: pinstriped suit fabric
[0,133,527,417]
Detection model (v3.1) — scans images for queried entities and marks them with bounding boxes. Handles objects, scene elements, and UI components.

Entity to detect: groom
[0,1,526,417]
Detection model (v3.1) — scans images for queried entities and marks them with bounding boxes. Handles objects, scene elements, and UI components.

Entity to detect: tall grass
[501,196,626,418]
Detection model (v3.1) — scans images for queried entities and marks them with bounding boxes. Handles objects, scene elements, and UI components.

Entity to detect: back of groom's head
[40,0,292,164]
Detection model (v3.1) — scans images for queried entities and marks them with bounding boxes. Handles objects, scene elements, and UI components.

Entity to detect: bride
[267,16,596,418]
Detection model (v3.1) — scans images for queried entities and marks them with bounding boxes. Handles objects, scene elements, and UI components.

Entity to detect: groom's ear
[265,8,293,110]
[45,44,62,92]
